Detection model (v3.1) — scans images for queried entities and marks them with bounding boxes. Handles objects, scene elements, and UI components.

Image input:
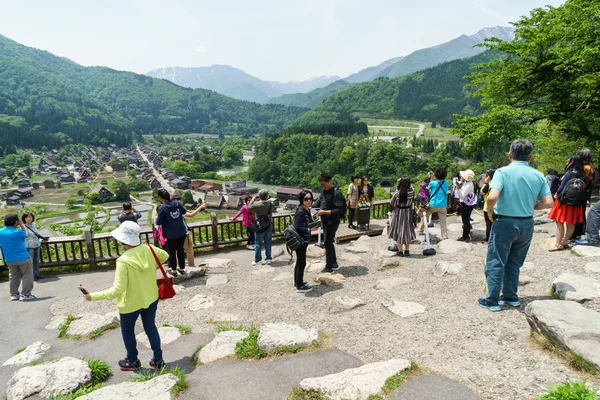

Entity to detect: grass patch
[535,380,599,400]
[132,365,188,398]
[190,344,205,365]
[14,347,26,355]
[58,314,75,338]
[531,332,599,375]
[31,357,59,366]
[85,358,111,383]
[286,387,329,400]
[162,322,193,335]
[44,383,105,400]
[234,327,267,359]
[214,322,249,333]
[88,322,120,340]
[381,362,421,395]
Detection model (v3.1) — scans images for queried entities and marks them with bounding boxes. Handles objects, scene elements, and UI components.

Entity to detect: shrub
[58,315,75,338]
[535,381,599,400]
[234,327,267,359]
[85,358,111,383]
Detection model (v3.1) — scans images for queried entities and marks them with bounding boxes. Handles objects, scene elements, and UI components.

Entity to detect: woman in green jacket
[84,221,169,371]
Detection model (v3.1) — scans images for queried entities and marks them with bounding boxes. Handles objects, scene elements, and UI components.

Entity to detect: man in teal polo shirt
[0,213,35,301]
[479,140,553,311]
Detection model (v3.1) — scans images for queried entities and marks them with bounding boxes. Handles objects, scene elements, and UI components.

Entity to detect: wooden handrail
[26,201,391,269]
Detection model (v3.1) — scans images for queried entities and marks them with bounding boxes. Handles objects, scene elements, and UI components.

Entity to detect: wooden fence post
[83,227,96,269]
[210,212,219,251]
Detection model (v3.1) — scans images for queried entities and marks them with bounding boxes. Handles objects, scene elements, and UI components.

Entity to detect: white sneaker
[246,245,255,250]
[265,259,272,265]
[251,261,260,265]
[11,295,20,301]
[19,294,36,301]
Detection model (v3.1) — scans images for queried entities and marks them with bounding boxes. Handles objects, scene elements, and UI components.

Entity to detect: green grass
[14,347,26,355]
[88,323,120,340]
[162,322,193,335]
[85,358,111,383]
[381,362,421,395]
[286,387,329,400]
[132,365,188,398]
[190,344,205,365]
[214,322,248,333]
[234,327,267,359]
[58,314,75,338]
[535,381,599,400]
[531,332,599,375]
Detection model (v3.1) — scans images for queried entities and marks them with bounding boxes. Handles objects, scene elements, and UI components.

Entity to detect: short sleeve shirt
[490,161,550,217]
[427,180,448,208]
[0,226,30,262]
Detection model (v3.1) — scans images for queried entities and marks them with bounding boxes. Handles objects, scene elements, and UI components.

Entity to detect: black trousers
[348,208,356,226]
[461,204,474,239]
[294,243,308,288]
[323,221,339,268]
[166,234,186,270]
[483,211,492,241]
[573,202,587,238]
[246,227,255,245]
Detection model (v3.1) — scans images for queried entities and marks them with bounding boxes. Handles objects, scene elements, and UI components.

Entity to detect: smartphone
[79,285,89,295]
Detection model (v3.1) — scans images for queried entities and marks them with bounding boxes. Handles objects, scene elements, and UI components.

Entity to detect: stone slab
[314,273,345,286]
[137,326,181,349]
[66,314,119,337]
[206,274,228,286]
[328,296,366,314]
[257,323,319,351]
[388,374,481,400]
[203,258,237,271]
[382,300,427,318]
[2,342,51,366]
[374,277,413,290]
[198,331,249,364]
[172,266,207,283]
[185,294,215,311]
[438,240,471,254]
[571,245,600,257]
[78,373,178,400]
[552,273,600,302]
[433,261,463,277]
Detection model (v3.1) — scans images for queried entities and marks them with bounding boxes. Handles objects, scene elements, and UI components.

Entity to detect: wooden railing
[32,200,391,269]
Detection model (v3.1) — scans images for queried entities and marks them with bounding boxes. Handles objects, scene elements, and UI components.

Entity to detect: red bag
[146,244,176,300]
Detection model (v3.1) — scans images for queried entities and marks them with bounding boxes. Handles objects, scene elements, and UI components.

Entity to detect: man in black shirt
[312,172,345,273]
[118,202,142,224]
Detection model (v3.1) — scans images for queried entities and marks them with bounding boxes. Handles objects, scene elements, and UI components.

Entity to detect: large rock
[185,294,215,311]
[525,300,600,370]
[172,265,206,283]
[2,342,51,366]
[437,240,471,254]
[552,273,600,302]
[346,239,372,254]
[271,246,285,259]
[307,260,326,272]
[257,323,319,351]
[6,357,92,400]
[433,261,463,277]
[204,258,237,271]
[299,359,411,400]
[382,300,427,318]
[198,331,249,364]
[328,296,366,313]
[66,314,119,337]
[374,277,413,290]
[46,315,67,331]
[571,245,600,257]
[206,274,228,286]
[306,245,325,259]
[314,273,345,286]
[77,373,178,400]
[586,262,600,273]
[137,326,181,349]
[376,257,403,271]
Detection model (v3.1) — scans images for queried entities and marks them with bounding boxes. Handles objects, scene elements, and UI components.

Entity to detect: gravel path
[47,212,600,400]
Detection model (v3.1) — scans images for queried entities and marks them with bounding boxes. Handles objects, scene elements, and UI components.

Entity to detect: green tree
[65,197,77,208]
[111,179,130,201]
[182,190,194,205]
[453,0,600,148]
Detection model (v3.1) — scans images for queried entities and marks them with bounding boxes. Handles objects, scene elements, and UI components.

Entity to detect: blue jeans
[119,299,162,362]
[27,247,40,277]
[585,201,600,242]
[254,229,272,262]
[484,218,534,303]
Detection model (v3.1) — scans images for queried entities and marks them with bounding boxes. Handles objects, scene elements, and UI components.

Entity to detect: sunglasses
[303,197,313,202]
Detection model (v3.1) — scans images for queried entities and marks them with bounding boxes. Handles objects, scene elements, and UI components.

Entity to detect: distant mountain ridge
[145,65,340,103]
[266,80,352,108]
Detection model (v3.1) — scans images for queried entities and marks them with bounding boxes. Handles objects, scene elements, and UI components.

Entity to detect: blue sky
[0,0,565,82]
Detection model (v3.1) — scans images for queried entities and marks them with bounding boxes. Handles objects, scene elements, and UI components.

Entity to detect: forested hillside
[267,80,352,108]
[295,51,497,127]
[0,35,308,151]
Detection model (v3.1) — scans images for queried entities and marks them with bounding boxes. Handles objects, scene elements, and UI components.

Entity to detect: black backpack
[549,176,560,195]
[283,224,305,263]
[557,175,587,206]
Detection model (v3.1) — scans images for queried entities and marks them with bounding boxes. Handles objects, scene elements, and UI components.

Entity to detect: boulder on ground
[206,274,228,286]
[328,296,366,313]
[137,326,181,349]
[377,257,403,271]
[525,300,600,370]
[346,240,372,254]
[271,246,285,259]
[257,323,318,351]
[314,273,345,286]
[552,273,600,302]
[172,265,207,283]
[2,342,51,366]
[572,245,600,257]
[306,245,325,259]
[382,300,427,318]
[198,331,249,364]
[185,294,215,311]
[66,314,119,337]
[6,357,91,400]
[437,240,471,254]
[46,315,67,331]
[299,359,411,400]
[433,261,463,277]
[77,373,177,400]
[203,258,236,271]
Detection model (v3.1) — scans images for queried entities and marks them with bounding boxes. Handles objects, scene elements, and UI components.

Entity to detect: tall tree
[453,0,600,148]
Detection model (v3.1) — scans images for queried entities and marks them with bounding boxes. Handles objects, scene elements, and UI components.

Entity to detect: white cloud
[195,44,208,53]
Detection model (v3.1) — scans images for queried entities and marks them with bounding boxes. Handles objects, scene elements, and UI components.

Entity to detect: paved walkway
[0,246,480,399]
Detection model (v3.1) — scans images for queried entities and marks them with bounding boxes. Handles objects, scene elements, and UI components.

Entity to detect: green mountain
[0,35,308,150]
[266,80,352,108]
[344,57,404,83]
[376,27,514,80]
[295,51,498,127]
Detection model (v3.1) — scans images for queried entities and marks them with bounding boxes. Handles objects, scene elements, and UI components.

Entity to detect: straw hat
[460,169,475,182]
[111,221,141,246]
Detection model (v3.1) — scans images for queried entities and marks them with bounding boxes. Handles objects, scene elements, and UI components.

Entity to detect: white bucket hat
[460,169,475,182]
[111,221,141,246]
